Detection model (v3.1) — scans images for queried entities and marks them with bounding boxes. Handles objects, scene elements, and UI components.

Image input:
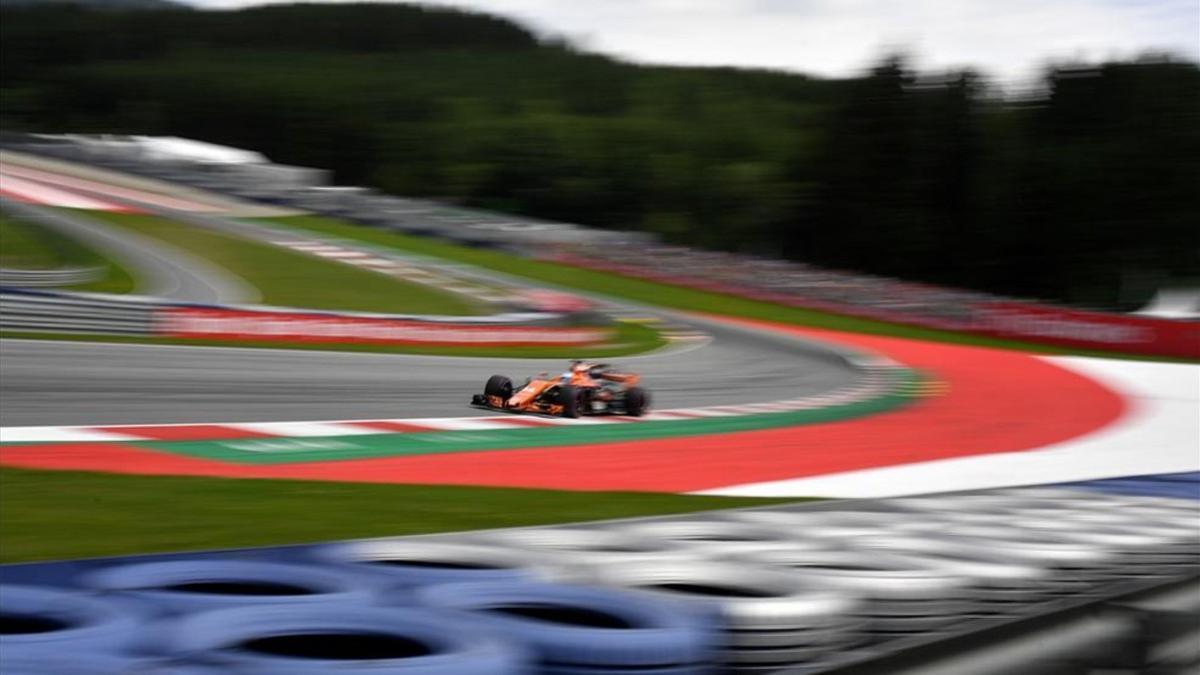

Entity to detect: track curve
[0,199,256,304]
[0,160,871,429]
[0,314,862,427]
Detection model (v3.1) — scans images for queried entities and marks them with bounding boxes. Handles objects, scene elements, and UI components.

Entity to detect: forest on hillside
[1,2,1197,308]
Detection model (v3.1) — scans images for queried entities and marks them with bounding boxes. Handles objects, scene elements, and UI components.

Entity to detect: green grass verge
[0,212,60,269]
[0,467,792,562]
[0,211,135,293]
[90,211,483,316]
[266,214,1196,363]
[0,318,667,359]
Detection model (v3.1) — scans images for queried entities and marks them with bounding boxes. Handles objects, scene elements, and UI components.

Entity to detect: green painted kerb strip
[132,370,925,464]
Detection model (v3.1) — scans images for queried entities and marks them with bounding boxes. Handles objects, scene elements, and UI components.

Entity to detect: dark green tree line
[1,3,1196,308]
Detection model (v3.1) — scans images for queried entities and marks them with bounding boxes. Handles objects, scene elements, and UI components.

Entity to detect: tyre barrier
[3,487,1197,673]
[719,509,926,540]
[880,497,1200,572]
[461,527,682,563]
[571,558,863,670]
[717,507,1098,607]
[81,560,373,615]
[662,537,835,561]
[0,654,221,675]
[705,547,973,639]
[170,605,529,674]
[614,520,799,551]
[839,534,1058,612]
[1046,510,1200,562]
[0,653,210,675]
[309,539,553,587]
[454,528,699,579]
[1004,516,1199,571]
[0,585,141,658]
[899,522,1125,591]
[901,497,1200,558]
[412,580,717,672]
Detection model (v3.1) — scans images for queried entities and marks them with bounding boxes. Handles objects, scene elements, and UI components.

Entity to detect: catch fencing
[0,287,608,347]
[549,254,1200,359]
[0,287,157,334]
[0,266,102,288]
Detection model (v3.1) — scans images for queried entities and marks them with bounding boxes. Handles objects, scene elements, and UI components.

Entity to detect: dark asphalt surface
[0,315,861,426]
[0,183,865,428]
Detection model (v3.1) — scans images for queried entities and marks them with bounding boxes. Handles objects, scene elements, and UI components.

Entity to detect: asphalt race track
[0,198,255,304]
[0,314,861,426]
[0,185,864,428]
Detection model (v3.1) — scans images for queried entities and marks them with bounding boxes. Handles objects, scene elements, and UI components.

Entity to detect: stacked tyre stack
[700,546,975,644]
[884,493,1197,588]
[724,505,1126,597]
[2,487,1196,674]
[830,533,1058,617]
[309,539,558,587]
[0,546,722,674]
[712,509,1087,623]
[565,558,865,673]
[0,586,164,675]
[888,522,1125,592]
[442,489,1195,669]
[413,580,717,674]
[461,527,688,569]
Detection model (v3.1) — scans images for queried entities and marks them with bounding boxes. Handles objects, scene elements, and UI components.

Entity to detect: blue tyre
[310,539,545,587]
[0,653,219,674]
[545,666,713,675]
[170,605,530,674]
[80,560,372,615]
[0,585,140,658]
[413,580,716,668]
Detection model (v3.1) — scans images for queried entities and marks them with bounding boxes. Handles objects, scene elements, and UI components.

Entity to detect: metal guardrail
[0,287,595,339]
[0,266,102,288]
[0,287,158,335]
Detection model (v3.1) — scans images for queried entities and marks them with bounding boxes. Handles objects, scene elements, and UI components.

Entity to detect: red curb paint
[0,188,36,204]
[247,330,1123,491]
[0,443,237,476]
[100,425,274,441]
[0,317,1126,492]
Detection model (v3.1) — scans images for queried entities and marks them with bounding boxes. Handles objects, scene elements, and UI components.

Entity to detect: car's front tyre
[485,375,514,406]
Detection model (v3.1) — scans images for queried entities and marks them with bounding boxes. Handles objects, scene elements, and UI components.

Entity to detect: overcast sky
[185,0,1199,83]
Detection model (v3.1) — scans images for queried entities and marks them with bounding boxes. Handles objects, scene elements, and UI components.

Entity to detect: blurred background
[1,0,1197,309]
[1,2,1199,674]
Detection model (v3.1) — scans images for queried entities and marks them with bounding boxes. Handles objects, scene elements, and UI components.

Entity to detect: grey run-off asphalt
[0,314,860,426]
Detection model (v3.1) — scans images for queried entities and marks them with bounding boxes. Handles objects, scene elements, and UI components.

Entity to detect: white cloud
[185,0,1199,83]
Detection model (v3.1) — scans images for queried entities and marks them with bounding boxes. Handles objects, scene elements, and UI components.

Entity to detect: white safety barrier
[0,266,102,288]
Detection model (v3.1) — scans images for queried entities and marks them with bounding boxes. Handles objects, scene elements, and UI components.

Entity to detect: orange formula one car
[471,361,650,418]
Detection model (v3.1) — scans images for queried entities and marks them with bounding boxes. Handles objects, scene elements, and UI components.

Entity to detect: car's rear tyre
[485,375,513,404]
[560,385,580,418]
[578,387,595,415]
[624,387,649,417]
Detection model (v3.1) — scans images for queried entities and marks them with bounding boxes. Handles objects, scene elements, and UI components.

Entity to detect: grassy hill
[1,3,1195,308]
[0,0,179,8]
